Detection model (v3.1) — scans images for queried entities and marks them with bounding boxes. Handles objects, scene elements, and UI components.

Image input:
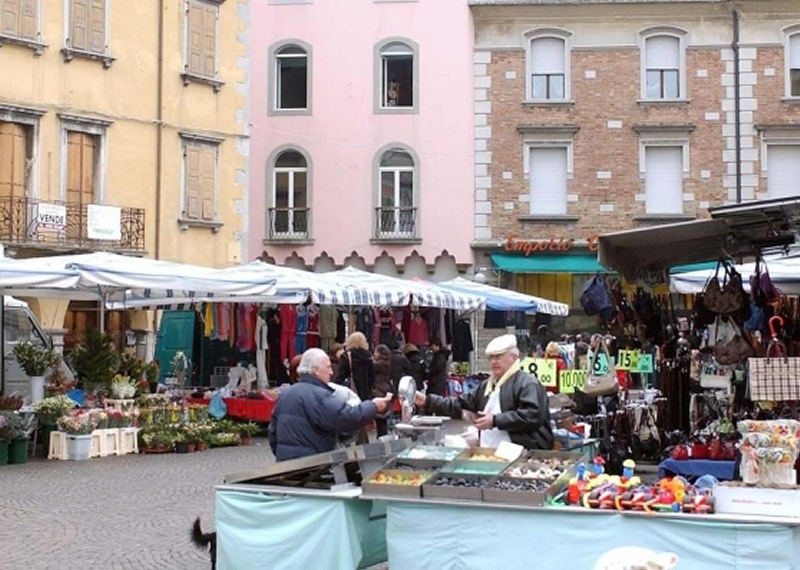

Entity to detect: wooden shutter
[67,132,95,206]
[0,122,26,198]
[88,0,106,53]
[187,1,203,75]
[202,4,217,78]
[70,0,88,50]
[19,0,36,40]
[184,144,201,219]
[199,145,216,220]
[1,0,19,36]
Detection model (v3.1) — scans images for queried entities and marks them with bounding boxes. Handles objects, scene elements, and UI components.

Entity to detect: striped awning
[437,277,569,316]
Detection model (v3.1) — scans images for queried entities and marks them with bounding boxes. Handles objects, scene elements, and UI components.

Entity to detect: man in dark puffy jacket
[268,348,392,461]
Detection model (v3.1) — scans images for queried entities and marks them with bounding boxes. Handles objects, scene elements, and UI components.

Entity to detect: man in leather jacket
[414,334,553,450]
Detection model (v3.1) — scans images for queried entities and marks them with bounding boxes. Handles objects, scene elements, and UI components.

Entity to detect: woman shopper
[334,332,374,402]
[372,344,395,437]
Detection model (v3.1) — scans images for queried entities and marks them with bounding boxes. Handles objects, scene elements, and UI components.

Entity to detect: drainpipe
[155,0,164,259]
[732,9,742,204]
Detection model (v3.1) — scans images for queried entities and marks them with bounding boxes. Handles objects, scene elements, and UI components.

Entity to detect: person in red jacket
[544,342,567,394]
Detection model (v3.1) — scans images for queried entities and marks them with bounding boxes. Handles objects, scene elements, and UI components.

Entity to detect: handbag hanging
[703,260,745,315]
[583,341,619,397]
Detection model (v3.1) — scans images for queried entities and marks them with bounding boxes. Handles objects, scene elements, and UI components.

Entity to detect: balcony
[266,207,310,242]
[0,196,146,253]
[373,207,419,243]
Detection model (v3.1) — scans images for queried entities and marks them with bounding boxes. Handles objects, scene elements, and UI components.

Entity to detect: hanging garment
[279,305,298,363]
[378,308,394,345]
[203,303,214,338]
[355,307,376,345]
[217,303,230,341]
[452,319,474,362]
[267,308,285,383]
[306,304,321,348]
[407,311,429,346]
[319,305,338,352]
[295,305,309,355]
[255,313,268,388]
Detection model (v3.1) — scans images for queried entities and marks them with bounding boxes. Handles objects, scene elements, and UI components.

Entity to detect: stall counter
[187,396,275,422]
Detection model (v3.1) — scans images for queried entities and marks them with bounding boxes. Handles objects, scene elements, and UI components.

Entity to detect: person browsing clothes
[414,334,553,450]
[268,348,392,461]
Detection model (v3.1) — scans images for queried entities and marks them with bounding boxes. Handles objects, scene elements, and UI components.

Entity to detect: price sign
[589,351,610,376]
[617,350,639,371]
[637,354,654,373]
[559,370,586,394]
[519,358,558,388]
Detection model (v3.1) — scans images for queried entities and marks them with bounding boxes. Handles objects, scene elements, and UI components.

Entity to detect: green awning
[490,253,718,275]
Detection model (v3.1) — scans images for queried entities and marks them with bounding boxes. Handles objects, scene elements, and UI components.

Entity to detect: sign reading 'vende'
[35,203,67,231]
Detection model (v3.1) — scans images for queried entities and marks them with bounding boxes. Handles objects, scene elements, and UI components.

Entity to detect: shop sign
[503,234,599,257]
[519,358,557,388]
[87,204,121,241]
[559,370,586,394]
[617,350,653,373]
[34,203,66,231]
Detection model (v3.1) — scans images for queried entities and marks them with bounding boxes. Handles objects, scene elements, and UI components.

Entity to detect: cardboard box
[714,485,800,517]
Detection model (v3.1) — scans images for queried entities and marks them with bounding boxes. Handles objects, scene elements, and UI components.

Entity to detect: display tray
[361,469,431,499]
[482,477,553,506]
[396,445,463,462]
[422,472,495,502]
[502,450,584,481]
[440,447,513,476]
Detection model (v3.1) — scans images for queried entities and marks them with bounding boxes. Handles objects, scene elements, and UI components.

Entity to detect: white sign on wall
[35,203,67,231]
[87,204,121,240]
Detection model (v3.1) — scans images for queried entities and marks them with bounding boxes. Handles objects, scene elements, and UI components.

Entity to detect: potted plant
[110,374,137,400]
[57,413,98,461]
[32,394,77,457]
[0,414,11,465]
[2,412,32,464]
[12,342,59,403]
[67,330,119,395]
[0,395,24,411]
[237,422,260,445]
[138,427,176,453]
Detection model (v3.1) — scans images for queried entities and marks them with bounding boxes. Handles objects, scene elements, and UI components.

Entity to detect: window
[269,41,311,113]
[528,147,568,215]
[526,35,569,101]
[787,32,800,98]
[64,0,113,66]
[644,146,684,214]
[641,30,685,100]
[766,145,800,198]
[181,135,220,226]
[0,0,44,54]
[183,0,223,90]
[375,39,418,113]
[375,148,416,239]
[270,150,309,239]
[0,121,33,200]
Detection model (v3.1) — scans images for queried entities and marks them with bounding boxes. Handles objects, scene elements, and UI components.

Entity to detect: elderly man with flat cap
[414,334,553,450]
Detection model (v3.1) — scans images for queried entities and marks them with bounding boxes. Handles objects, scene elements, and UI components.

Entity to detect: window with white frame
[643,145,684,214]
[642,32,684,100]
[788,32,800,98]
[527,36,568,101]
[527,147,568,215]
[270,150,309,238]
[272,43,309,111]
[376,148,416,238]
[375,39,418,112]
[766,144,800,198]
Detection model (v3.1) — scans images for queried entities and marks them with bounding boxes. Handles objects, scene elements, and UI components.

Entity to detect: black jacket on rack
[452,319,474,362]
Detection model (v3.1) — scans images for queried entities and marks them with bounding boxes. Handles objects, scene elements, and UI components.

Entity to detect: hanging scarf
[484,359,521,398]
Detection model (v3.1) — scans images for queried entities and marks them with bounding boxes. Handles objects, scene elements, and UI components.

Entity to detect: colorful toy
[622,459,636,480]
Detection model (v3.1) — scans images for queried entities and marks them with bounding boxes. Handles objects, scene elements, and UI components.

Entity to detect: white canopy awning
[671,253,800,295]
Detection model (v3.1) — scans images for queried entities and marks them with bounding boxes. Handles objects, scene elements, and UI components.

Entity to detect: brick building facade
[470,0,800,331]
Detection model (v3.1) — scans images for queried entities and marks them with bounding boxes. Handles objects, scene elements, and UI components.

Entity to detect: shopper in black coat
[334,332,374,402]
[372,345,394,437]
[403,343,426,390]
[426,338,451,396]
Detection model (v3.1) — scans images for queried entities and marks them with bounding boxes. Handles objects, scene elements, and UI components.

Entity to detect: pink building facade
[248,0,475,279]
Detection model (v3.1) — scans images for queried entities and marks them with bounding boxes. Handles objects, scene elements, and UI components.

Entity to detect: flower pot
[175,441,191,454]
[65,434,93,461]
[240,436,252,446]
[0,439,8,465]
[38,424,57,458]
[29,375,45,403]
[195,442,207,452]
[8,438,28,464]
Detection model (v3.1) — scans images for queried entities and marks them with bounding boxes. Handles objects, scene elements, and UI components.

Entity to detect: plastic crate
[120,427,139,455]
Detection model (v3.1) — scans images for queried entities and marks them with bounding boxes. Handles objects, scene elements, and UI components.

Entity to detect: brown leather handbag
[703,261,744,315]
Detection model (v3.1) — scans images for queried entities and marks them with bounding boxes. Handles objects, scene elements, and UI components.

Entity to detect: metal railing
[0,196,146,252]
[374,206,416,239]
[267,207,309,240]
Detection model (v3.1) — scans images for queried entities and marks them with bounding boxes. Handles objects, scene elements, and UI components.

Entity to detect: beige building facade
[0,0,250,344]
[470,0,800,330]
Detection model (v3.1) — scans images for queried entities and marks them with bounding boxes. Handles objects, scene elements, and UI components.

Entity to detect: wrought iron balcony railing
[0,196,146,252]
[268,207,310,240]
[374,207,417,240]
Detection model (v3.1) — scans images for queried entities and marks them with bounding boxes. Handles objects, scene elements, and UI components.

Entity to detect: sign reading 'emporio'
[503,234,599,256]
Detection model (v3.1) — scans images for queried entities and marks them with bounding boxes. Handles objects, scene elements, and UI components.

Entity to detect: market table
[383,498,800,570]
[657,458,736,481]
[186,397,276,422]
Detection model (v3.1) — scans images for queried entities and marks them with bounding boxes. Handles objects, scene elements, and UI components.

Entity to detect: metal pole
[1,296,5,395]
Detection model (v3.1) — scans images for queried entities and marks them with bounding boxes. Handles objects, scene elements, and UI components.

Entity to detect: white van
[2,297,68,402]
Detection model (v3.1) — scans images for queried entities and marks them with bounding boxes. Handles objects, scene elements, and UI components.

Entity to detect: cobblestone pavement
[0,440,274,570]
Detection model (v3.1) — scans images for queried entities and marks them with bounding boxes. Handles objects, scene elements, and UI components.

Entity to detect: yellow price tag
[617,350,640,372]
[519,358,558,387]
[559,370,586,394]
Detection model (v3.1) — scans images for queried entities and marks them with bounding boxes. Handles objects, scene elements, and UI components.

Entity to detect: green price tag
[617,350,639,371]
[636,354,654,373]
[519,358,558,387]
[559,370,586,394]
[590,352,610,376]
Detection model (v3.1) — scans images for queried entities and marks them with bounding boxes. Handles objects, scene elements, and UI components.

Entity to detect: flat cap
[485,334,517,356]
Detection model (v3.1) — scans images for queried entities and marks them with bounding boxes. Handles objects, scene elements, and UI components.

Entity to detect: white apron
[479,388,511,448]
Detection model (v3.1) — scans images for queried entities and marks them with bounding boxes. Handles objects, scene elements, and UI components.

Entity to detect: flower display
[57,413,98,436]
[171,351,189,373]
[0,395,24,411]
[111,374,137,399]
[33,395,78,425]
[12,342,59,377]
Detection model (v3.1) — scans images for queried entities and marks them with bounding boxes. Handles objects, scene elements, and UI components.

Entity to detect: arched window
[787,31,800,97]
[375,39,418,112]
[524,29,571,102]
[640,29,686,100]
[270,150,308,238]
[270,41,312,113]
[377,149,415,238]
